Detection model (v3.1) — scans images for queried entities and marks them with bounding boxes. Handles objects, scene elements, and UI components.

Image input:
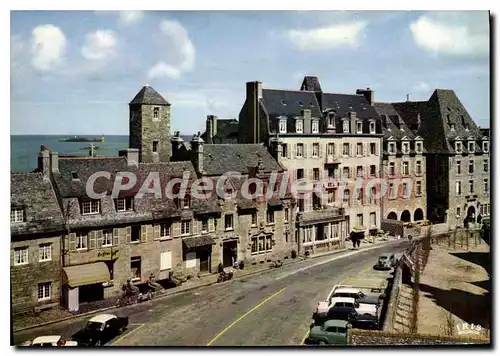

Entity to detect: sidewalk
[13,235,399,333]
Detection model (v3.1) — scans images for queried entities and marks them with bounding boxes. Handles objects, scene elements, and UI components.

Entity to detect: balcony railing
[297,207,345,226]
[325,155,340,164]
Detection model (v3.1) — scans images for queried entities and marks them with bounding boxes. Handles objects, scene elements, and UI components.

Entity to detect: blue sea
[11,135,194,173]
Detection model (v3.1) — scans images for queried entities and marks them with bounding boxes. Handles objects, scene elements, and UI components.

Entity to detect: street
[14,240,410,346]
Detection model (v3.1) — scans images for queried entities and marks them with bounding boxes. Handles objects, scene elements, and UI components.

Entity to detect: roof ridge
[263,88,317,94]
[59,156,125,160]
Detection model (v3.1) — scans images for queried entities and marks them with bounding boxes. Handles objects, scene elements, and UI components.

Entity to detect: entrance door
[223,241,237,267]
[199,246,211,273]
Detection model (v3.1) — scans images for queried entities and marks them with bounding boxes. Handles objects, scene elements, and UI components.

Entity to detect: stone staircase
[393,285,414,333]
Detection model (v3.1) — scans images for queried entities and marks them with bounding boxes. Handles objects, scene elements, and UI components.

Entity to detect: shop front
[182,235,215,274]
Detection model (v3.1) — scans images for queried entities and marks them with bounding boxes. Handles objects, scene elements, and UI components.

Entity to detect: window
[160,251,172,271]
[251,212,257,226]
[450,123,455,131]
[130,257,141,280]
[356,121,363,134]
[343,120,349,133]
[298,199,304,212]
[369,121,376,134]
[312,143,319,157]
[267,210,274,224]
[484,159,489,172]
[484,179,489,193]
[281,144,287,158]
[469,160,474,174]
[160,223,171,238]
[416,141,423,153]
[313,168,320,181]
[357,214,363,227]
[14,247,28,265]
[10,208,24,223]
[327,143,335,156]
[402,183,408,197]
[483,141,489,153]
[356,188,363,203]
[102,229,113,247]
[469,180,474,194]
[455,141,462,153]
[76,232,88,250]
[388,142,396,154]
[251,236,273,254]
[38,282,51,301]
[370,165,376,177]
[370,212,376,226]
[296,143,304,158]
[468,141,475,153]
[369,187,376,204]
[389,183,395,199]
[416,181,422,196]
[370,143,376,155]
[416,161,422,175]
[39,243,52,262]
[343,167,350,179]
[284,208,289,223]
[181,220,191,235]
[456,207,461,217]
[201,219,208,233]
[402,142,410,154]
[343,189,350,204]
[225,215,233,230]
[71,171,79,180]
[153,140,159,153]
[456,160,461,175]
[296,120,303,133]
[131,226,140,242]
[342,143,350,156]
[328,115,335,128]
[153,107,160,119]
[328,190,335,204]
[356,143,363,156]
[456,181,462,196]
[297,169,304,179]
[402,161,409,175]
[356,166,363,178]
[115,197,134,212]
[279,119,287,133]
[81,200,100,215]
[389,162,395,176]
[183,196,191,209]
[312,120,319,133]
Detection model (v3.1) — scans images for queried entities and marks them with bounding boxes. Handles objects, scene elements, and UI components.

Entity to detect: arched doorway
[387,212,397,220]
[465,206,476,227]
[414,208,424,221]
[401,210,411,222]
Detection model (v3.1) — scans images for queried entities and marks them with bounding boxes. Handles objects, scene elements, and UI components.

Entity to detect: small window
[201,219,208,233]
[356,143,363,156]
[153,107,160,119]
[284,208,289,223]
[483,141,489,153]
[14,247,28,265]
[328,115,335,128]
[389,162,395,176]
[312,120,319,134]
[327,143,335,156]
[456,207,461,217]
[281,143,287,158]
[131,226,141,242]
[160,222,171,238]
[343,120,349,133]
[402,142,410,154]
[296,120,303,133]
[267,210,274,225]
[343,167,350,179]
[297,169,304,179]
[251,212,257,226]
[403,161,409,175]
[296,143,304,158]
[370,212,376,226]
[76,232,88,249]
[388,142,396,154]
[312,143,319,157]
[81,200,100,215]
[416,181,422,196]
[450,123,456,131]
[469,180,474,194]
[153,141,159,153]
[225,215,233,230]
[484,159,488,172]
[183,196,191,209]
[416,141,423,153]
[369,121,376,134]
[71,171,79,180]
[484,179,488,193]
[343,189,350,203]
[279,119,287,133]
[370,165,376,177]
[313,168,320,180]
[38,282,52,301]
[356,121,363,134]
[10,208,24,223]
[370,143,376,155]
[456,181,462,195]
[455,141,462,153]
[343,143,350,156]
[357,214,363,227]
[130,257,141,280]
[356,166,363,177]
[416,160,422,175]
[468,141,475,153]
[469,160,474,174]
[181,220,191,235]
[39,243,52,262]
[115,197,134,212]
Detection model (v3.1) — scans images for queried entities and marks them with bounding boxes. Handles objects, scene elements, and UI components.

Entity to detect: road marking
[111,323,144,345]
[206,287,286,346]
[300,330,310,345]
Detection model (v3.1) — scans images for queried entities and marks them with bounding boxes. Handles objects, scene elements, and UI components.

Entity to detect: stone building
[201,115,239,144]
[382,89,490,228]
[373,103,427,223]
[238,76,384,254]
[10,171,65,314]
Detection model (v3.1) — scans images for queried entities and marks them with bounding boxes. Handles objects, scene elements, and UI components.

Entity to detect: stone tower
[129,85,172,163]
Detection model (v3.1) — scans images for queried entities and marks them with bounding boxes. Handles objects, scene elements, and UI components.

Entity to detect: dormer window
[279,119,287,134]
[468,141,475,153]
[356,121,363,134]
[115,197,134,212]
[280,99,287,106]
[10,207,25,223]
[81,199,100,215]
[296,119,303,133]
[415,141,423,153]
[342,120,350,133]
[369,121,376,134]
[388,142,396,154]
[455,141,463,154]
[328,114,335,128]
[450,123,456,131]
[402,142,410,154]
[312,120,319,134]
[483,141,489,153]
[71,171,79,180]
[183,195,191,209]
[153,107,160,120]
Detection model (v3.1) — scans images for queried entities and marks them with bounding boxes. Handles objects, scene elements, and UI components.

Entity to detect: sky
[10,10,490,135]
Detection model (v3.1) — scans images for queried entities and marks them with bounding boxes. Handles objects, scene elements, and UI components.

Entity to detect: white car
[319,297,378,317]
[28,335,78,347]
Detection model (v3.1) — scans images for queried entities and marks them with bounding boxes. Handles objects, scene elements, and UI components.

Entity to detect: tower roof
[129,85,170,106]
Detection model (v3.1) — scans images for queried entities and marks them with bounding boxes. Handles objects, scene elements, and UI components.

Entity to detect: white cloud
[413,81,431,93]
[81,30,118,61]
[148,19,195,79]
[410,12,489,57]
[30,24,67,71]
[118,11,144,26]
[286,21,367,51]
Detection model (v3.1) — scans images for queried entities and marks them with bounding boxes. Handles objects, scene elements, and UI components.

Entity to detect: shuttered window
[160,251,172,270]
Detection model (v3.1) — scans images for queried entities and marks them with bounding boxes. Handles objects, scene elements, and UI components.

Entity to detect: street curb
[13,238,403,334]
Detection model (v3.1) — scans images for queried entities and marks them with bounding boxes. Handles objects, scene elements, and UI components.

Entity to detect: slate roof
[261,89,322,118]
[11,173,65,236]
[201,119,239,144]
[321,93,379,120]
[374,103,417,140]
[300,76,322,92]
[129,85,170,106]
[203,144,284,176]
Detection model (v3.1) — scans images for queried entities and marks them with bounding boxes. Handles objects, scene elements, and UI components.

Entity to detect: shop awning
[183,235,214,249]
[63,262,110,288]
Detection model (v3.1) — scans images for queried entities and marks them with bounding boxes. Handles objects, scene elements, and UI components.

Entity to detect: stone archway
[414,208,424,221]
[465,206,476,227]
[387,212,397,220]
[401,210,411,222]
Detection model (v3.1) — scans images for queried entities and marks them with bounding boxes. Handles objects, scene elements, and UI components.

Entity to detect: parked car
[312,306,358,328]
[351,313,379,330]
[72,314,128,346]
[28,335,78,347]
[325,297,378,317]
[332,287,383,305]
[308,319,350,345]
[376,253,396,270]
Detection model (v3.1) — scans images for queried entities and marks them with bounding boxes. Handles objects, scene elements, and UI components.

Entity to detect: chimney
[301,109,311,120]
[417,113,421,130]
[38,145,51,180]
[119,148,139,167]
[406,94,410,102]
[206,115,218,143]
[356,88,375,106]
[50,152,59,173]
[190,132,204,174]
[170,131,185,161]
[246,81,262,101]
[348,112,357,133]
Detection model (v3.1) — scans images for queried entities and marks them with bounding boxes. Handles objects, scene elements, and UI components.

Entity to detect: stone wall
[349,329,490,345]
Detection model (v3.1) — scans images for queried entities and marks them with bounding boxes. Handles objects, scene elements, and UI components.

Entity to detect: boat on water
[58,135,105,143]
